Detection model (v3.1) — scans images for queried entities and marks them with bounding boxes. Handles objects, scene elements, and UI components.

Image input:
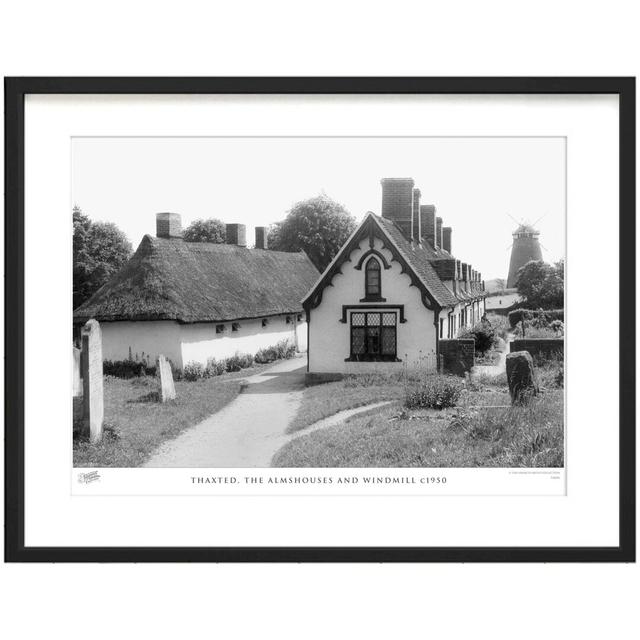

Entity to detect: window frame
[361,257,386,302]
[347,310,399,362]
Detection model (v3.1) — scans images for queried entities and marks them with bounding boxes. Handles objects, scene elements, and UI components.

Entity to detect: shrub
[103,359,156,378]
[255,346,278,364]
[405,375,463,410]
[255,339,296,364]
[224,352,254,372]
[204,357,226,377]
[239,353,255,368]
[508,309,564,329]
[512,324,562,340]
[224,353,244,372]
[183,361,205,381]
[459,321,496,355]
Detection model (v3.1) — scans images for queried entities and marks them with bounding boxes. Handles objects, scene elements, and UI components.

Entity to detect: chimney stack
[254,226,268,250]
[381,178,414,240]
[442,227,452,254]
[412,188,421,242]
[226,223,247,247]
[156,212,182,239]
[420,205,436,248]
[436,217,443,250]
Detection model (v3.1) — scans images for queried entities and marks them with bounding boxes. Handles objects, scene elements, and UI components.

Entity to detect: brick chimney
[462,262,468,284]
[156,212,182,239]
[226,223,247,247]
[412,188,421,242]
[254,226,268,249]
[420,205,436,248]
[442,227,452,254]
[381,178,414,240]
[436,217,443,250]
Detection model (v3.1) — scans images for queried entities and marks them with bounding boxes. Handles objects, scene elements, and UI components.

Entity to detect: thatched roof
[74,235,320,324]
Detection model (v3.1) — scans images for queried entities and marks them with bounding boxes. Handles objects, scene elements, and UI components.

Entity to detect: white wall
[180,314,305,367]
[100,320,183,368]
[308,237,438,374]
[99,315,307,370]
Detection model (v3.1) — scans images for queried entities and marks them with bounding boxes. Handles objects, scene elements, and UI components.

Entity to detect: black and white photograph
[5,76,633,565]
[71,137,565,471]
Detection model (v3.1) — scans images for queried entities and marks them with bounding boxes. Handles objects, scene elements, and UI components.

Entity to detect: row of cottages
[302,178,486,377]
[73,213,319,369]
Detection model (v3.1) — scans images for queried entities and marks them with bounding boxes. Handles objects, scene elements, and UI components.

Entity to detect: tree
[73,206,133,309]
[494,278,507,291]
[267,194,356,272]
[183,218,226,243]
[515,259,564,309]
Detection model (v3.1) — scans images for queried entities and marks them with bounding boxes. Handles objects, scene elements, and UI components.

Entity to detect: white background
[1,2,638,640]
[26,94,602,545]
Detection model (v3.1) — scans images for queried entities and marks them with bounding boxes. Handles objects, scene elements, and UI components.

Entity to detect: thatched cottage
[73,213,319,369]
[302,178,487,377]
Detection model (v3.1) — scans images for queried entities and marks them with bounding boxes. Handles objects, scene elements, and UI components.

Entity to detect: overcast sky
[72,137,565,281]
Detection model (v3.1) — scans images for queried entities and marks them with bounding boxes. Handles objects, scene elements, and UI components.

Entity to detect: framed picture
[4,77,635,562]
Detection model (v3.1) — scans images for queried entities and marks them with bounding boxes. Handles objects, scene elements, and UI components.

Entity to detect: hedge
[508,309,564,328]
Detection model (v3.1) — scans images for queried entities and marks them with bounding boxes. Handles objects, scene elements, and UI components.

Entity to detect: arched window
[365,257,381,298]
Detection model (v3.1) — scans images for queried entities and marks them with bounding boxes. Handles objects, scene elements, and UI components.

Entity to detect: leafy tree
[73,206,133,308]
[183,218,226,243]
[267,194,356,272]
[515,259,564,309]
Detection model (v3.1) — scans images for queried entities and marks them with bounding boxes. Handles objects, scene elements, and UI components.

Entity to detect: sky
[72,137,565,281]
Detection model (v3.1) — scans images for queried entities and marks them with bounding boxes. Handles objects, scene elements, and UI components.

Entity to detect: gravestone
[157,354,176,402]
[81,319,104,443]
[73,347,82,397]
[505,350,539,405]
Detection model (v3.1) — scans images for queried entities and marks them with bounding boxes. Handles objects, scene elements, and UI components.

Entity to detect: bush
[459,321,496,355]
[512,324,562,340]
[255,339,296,364]
[204,357,226,377]
[405,375,463,410]
[508,309,564,329]
[224,352,254,372]
[183,361,205,381]
[255,346,278,364]
[103,359,156,378]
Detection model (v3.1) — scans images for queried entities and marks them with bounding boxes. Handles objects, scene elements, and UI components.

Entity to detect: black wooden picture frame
[4,77,635,562]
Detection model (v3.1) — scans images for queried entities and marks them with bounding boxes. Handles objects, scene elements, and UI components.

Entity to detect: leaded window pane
[382,312,396,326]
[381,327,396,355]
[351,312,365,326]
[366,326,380,354]
[351,327,365,354]
[366,312,381,326]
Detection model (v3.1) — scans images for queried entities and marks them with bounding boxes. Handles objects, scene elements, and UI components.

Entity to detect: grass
[287,378,404,434]
[72,363,271,467]
[274,360,564,468]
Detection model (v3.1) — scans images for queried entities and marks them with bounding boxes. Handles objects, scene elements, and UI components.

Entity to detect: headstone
[73,347,82,397]
[157,354,176,402]
[81,319,104,443]
[505,350,539,405]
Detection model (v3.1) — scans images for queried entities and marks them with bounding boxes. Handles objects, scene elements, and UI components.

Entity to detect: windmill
[506,214,546,288]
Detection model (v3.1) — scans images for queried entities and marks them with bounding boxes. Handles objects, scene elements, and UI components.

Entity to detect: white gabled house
[302,178,487,379]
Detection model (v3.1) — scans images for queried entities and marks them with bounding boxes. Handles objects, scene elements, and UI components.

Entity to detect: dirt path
[144,357,307,468]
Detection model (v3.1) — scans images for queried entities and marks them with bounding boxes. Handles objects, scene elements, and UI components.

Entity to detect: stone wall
[510,339,563,361]
[439,339,475,376]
